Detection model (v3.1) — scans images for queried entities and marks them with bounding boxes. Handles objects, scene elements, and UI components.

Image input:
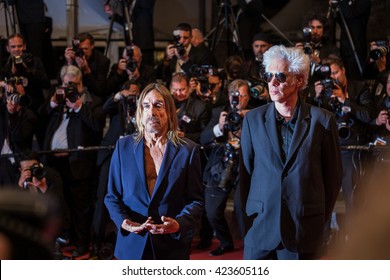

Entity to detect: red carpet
[190,239,244,260]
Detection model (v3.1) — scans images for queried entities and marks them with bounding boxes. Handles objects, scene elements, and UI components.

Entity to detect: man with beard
[104,83,203,259]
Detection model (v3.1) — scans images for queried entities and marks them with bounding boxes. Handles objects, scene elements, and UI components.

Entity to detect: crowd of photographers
[1,6,390,259]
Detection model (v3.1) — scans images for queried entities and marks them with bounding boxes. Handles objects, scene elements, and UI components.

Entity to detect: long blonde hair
[134,83,185,147]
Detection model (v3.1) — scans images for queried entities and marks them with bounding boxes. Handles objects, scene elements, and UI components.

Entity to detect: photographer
[39,65,105,258]
[17,152,70,232]
[155,22,213,86]
[64,32,110,98]
[201,79,251,256]
[362,40,390,106]
[170,73,211,143]
[2,33,50,149]
[92,80,140,258]
[312,54,374,223]
[192,66,228,109]
[0,90,37,188]
[105,44,155,99]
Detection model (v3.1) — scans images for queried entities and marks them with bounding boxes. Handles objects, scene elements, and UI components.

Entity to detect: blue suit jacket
[104,135,204,260]
[239,101,342,258]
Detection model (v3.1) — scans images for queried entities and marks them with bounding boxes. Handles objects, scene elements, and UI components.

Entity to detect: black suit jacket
[40,92,105,179]
[240,101,342,257]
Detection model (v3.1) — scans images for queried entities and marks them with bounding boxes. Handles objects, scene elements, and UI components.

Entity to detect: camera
[248,80,269,104]
[314,64,338,98]
[125,45,138,72]
[302,27,313,55]
[224,91,242,133]
[217,143,239,192]
[55,82,78,105]
[172,30,186,57]
[369,46,388,61]
[72,37,84,58]
[328,97,353,139]
[23,163,46,189]
[12,52,33,75]
[190,65,218,95]
[7,92,31,107]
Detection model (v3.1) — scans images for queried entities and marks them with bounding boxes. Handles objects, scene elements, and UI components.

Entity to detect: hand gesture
[121,217,153,234]
[147,216,180,235]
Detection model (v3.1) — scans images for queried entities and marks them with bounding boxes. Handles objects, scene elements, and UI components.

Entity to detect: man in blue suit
[239,45,342,260]
[104,83,204,260]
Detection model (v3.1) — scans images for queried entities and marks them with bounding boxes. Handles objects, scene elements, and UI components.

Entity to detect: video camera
[72,37,84,58]
[125,44,138,72]
[369,41,388,61]
[314,64,338,98]
[190,65,218,95]
[224,91,242,133]
[55,82,78,105]
[302,27,313,55]
[172,30,186,57]
[23,163,46,189]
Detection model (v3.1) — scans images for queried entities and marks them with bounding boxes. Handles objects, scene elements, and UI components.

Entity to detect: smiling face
[141,90,168,136]
[266,59,299,104]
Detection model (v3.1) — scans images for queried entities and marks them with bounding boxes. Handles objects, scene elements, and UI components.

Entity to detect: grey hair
[263,45,310,90]
[60,65,82,81]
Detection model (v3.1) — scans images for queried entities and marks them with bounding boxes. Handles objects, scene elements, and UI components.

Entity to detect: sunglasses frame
[264,72,288,83]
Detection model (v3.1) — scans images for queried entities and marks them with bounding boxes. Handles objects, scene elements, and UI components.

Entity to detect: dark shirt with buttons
[276,101,300,163]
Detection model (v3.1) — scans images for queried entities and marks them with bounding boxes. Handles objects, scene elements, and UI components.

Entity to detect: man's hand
[64,47,76,64]
[332,83,346,103]
[147,216,180,235]
[121,217,153,234]
[219,111,228,131]
[165,44,176,61]
[66,96,82,111]
[75,56,91,74]
[375,110,389,126]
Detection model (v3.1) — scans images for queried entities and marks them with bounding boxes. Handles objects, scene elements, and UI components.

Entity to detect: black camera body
[328,97,353,139]
[72,37,84,58]
[172,31,186,57]
[224,92,242,133]
[12,52,33,75]
[190,65,217,95]
[302,27,313,55]
[315,64,338,98]
[369,45,388,61]
[217,143,239,192]
[23,163,46,189]
[55,82,78,105]
[125,45,138,72]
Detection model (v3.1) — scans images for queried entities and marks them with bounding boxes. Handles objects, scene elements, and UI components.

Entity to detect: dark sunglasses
[264,72,288,83]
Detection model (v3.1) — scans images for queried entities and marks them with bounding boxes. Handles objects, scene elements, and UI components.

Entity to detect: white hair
[263,45,310,90]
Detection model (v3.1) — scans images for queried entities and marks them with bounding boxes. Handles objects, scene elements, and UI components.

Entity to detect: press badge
[181,115,191,123]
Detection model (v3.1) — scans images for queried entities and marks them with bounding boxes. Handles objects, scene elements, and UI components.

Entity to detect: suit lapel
[285,102,310,166]
[265,104,284,164]
[133,138,147,190]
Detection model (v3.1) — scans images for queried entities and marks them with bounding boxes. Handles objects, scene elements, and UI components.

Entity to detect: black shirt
[276,102,299,163]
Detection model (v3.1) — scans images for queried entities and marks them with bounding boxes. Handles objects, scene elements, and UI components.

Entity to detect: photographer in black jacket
[201,79,251,256]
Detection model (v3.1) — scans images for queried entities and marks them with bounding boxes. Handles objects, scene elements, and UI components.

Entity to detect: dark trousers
[92,156,111,246]
[205,186,234,248]
[244,242,318,260]
[49,156,93,249]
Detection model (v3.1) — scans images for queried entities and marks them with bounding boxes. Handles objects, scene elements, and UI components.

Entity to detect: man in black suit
[155,23,213,86]
[313,54,375,224]
[0,90,37,187]
[240,45,342,259]
[170,72,210,143]
[39,65,106,258]
[64,32,110,98]
[201,79,252,256]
